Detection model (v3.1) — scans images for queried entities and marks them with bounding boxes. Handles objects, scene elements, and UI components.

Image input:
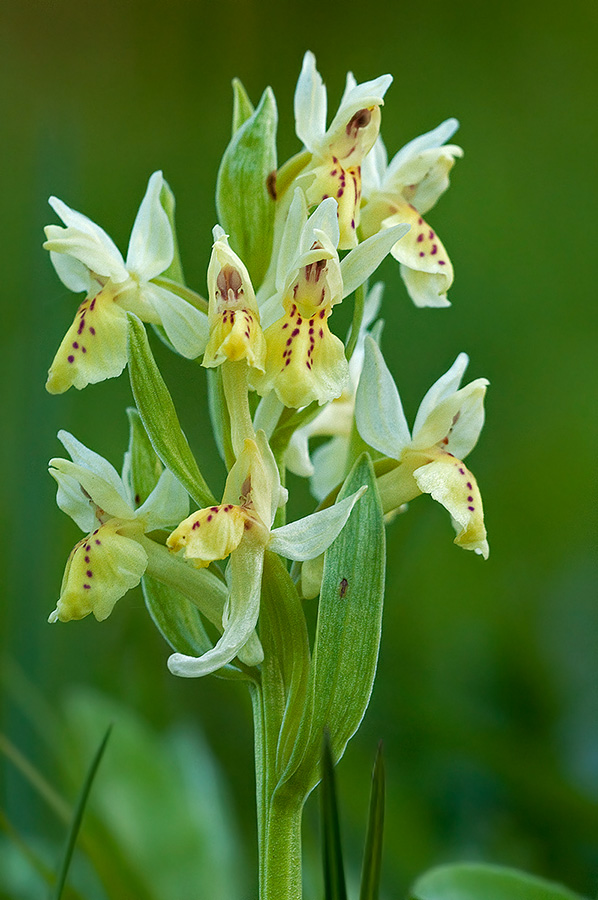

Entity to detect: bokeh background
[1,0,596,897]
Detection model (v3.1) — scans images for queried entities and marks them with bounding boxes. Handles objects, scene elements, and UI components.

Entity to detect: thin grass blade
[321,732,348,900]
[51,724,112,900]
[359,743,386,900]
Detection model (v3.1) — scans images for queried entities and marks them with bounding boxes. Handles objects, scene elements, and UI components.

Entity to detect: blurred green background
[1,0,596,897]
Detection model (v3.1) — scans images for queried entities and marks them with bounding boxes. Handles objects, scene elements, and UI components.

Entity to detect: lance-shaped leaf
[216,87,278,286]
[232,78,255,133]
[259,551,311,778]
[123,407,163,507]
[409,864,588,900]
[279,454,385,796]
[127,314,216,508]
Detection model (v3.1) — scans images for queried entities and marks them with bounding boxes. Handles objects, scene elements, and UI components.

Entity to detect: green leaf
[124,407,163,507]
[321,732,347,900]
[232,78,255,133]
[216,86,277,286]
[127,314,216,509]
[206,367,235,469]
[259,552,311,781]
[281,454,385,795]
[359,744,385,900]
[410,864,588,900]
[52,725,112,900]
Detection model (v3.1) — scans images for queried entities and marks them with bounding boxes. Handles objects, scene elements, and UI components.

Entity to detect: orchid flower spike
[44,171,208,393]
[203,226,267,371]
[166,431,366,677]
[48,430,189,622]
[360,120,463,307]
[355,340,489,557]
[254,191,407,408]
[294,52,392,249]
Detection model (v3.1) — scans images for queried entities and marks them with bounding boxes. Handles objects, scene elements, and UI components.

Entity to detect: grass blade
[51,724,112,900]
[359,743,386,900]
[321,731,347,900]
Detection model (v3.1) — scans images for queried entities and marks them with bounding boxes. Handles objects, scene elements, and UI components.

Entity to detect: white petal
[126,171,174,280]
[355,336,411,458]
[326,74,392,140]
[137,467,189,530]
[339,71,358,105]
[144,283,208,358]
[49,250,95,294]
[167,543,264,677]
[310,435,350,502]
[384,118,460,185]
[399,262,452,308]
[57,430,129,501]
[294,51,327,152]
[285,426,315,478]
[50,468,97,533]
[275,188,308,293]
[340,223,409,299]
[50,458,134,521]
[303,197,340,251]
[412,352,469,439]
[46,197,128,282]
[361,135,388,194]
[269,487,366,561]
[412,378,489,457]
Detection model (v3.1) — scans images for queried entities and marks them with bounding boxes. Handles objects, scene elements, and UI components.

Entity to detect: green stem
[345,281,366,360]
[263,790,303,900]
[222,361,256,458]
[250,674,304,900]
[151,276,209,314]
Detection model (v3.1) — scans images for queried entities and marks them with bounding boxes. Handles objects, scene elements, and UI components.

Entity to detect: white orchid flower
[166,431,366,677]
[202,226,267,372]
[360,119,463,307]
[293,51,392,249]
[48,430,190,623]
[44,171,208,393]
[355,340,489,557]
[285,282,384,500]
[254,190,407,408]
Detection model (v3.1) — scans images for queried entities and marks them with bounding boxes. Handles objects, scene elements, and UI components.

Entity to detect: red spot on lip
[192,521,200,529]
[210,507,219,512]
[72,342,79,349]
[67,355,74,363]
[319,309,326,319]
[438,260,446,265]
[431,244,438,255]
[419,251,425,257]
[466,482,472,489]
[207,515,212,521]
[417,234,424,243]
